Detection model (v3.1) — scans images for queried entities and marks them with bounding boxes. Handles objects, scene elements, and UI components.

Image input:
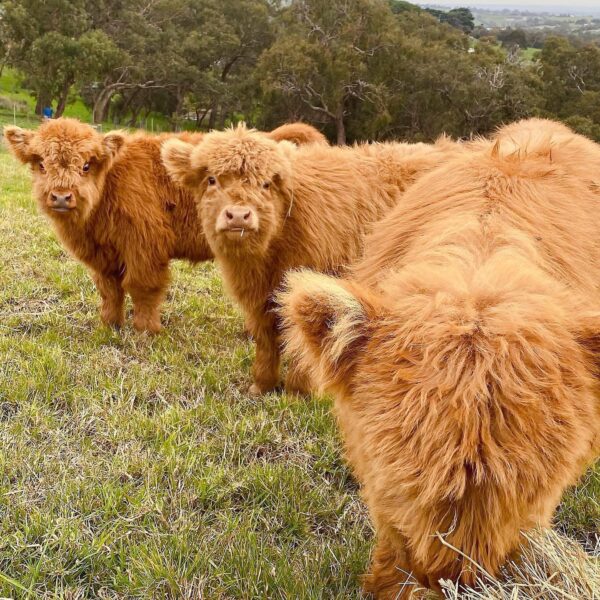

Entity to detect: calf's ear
[4,126,35,163]
[161,139,205,189]
[103,130,126,160]
[277,270,375,391]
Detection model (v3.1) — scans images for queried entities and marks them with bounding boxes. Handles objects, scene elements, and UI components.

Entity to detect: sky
[419,1,600,8]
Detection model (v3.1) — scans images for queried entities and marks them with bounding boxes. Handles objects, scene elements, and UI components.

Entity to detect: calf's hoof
[248,381,279,396]
[362,577,417,600]
[101,316,124,329]
[101,308,124,328]
[133,315,162,334]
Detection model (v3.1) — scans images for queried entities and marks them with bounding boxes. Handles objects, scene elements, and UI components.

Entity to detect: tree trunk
[208,98,219,130]
[219,106,228,129]
[117,88,140,123]
[196,107,209,128]
[221,56,240,82]
[335,106,346,145]
[0,52,10,78]
[128,105,142,128]
[93,87,116,124]
[35,90,52,116]
[55,79,73,118]
[93,80,165,124]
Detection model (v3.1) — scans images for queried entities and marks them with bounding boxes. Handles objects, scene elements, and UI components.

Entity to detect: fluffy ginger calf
[162,124,461,393]
[278,119,600,597]
[4,118,320,332]
[4,119,210,332]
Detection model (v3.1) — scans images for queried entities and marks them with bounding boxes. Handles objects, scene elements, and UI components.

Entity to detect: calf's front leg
[125,265,170,334]
[128,284,167,333]
[93,272,125,328]
[248,313,280,395]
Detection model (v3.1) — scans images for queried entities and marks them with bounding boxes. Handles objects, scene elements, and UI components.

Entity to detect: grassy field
[0,146,598,599]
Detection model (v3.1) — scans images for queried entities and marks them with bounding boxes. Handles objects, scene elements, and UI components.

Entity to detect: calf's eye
[82,162,90,173]
[207,176,216,186]
[39,162,45,172]
[262,181,270,189]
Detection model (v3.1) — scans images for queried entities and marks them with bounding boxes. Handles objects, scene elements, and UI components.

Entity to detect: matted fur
[4,118,319,332]
[162,123,463,393]
[278,118,600,597]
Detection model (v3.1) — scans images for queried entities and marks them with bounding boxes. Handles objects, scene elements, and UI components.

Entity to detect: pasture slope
[0,145,597,598]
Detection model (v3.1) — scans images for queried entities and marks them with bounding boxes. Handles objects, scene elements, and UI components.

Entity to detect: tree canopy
[1,0,599,142]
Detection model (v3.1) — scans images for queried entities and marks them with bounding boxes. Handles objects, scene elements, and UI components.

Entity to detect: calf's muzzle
[49,190,75,212]
[217,205,258,232]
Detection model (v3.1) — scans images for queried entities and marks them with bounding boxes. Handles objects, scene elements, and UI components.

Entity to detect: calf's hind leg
[284,361,314,395]
[363,537,428,600]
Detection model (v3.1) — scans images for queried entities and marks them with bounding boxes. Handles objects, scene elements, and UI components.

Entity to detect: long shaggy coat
[4,118,322,332]
[161,124,462,393]
[278,118,600,597]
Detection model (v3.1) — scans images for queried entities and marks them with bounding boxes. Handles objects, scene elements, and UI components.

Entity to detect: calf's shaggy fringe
[278,118,600,597]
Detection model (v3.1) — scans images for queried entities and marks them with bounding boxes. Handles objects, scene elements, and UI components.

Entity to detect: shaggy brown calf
[278,119,600,597]
[161,124,462,393]
[4,118,322,332]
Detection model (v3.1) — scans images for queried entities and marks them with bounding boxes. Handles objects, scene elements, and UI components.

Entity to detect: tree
[0,0,126,117]
[0,0,90,113]
[388,0,420,14]
[258,0,397,144]
[496,27,529,50]
[83,0,192,123]
[540,36,600,124]
[362,12,542,141]
[182,0,275,129]
[425,7,475,34]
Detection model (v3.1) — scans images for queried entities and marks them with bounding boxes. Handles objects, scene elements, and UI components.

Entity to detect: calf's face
[200,171,288,255]
[4,119,125,222]
[161,127,293,257]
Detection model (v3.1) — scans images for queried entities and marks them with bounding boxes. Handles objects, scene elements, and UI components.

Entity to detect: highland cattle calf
[4,118,321,332]
[278,119,600,597]
[162,124,462,394]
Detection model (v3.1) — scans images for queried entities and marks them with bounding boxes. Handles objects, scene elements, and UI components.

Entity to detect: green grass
[521,47,541,62]
[0,68,37,112]
[0,149,597,598]
[0,68,96,130]
[0,68,175,133]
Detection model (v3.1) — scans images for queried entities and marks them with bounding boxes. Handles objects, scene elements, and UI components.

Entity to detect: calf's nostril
[225,210,234,220]
[243,211,251,220]
[51,192,72,203]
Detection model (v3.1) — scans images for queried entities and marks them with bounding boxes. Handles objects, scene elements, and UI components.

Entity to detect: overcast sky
[420,1,599,8]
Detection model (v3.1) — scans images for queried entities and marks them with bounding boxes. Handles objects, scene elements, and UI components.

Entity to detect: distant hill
[420,4,600,17]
